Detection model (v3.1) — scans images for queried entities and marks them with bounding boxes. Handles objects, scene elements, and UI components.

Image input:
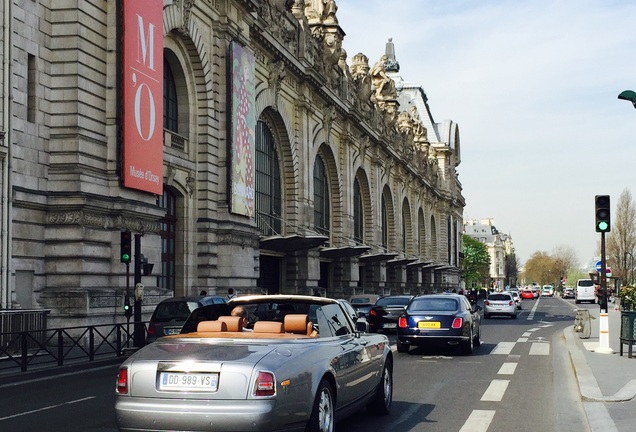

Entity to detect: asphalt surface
[565,302,636,432]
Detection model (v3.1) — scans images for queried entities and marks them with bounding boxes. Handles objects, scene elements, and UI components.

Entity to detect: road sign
[595,261,602,272]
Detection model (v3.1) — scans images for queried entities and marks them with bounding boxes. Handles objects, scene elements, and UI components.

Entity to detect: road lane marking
[517,337,528,343]
[459,410,496,432]
[490,342,515,355]
[481,379,510,401]
[529,342,550,355]
[498,362,517,375]
[0,396,95,420]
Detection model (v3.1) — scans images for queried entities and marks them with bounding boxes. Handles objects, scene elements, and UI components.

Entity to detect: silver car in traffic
[484,292,518,319]
[115,295,393,432]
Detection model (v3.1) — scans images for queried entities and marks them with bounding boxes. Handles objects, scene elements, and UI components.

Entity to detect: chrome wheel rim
[318,387,334,432]
[382,366,392,408]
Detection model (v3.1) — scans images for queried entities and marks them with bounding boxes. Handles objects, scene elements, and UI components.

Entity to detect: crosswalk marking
[490,342,515,354]
[459,410,496,432]
[481,379,510,401]
[498,362,518,375]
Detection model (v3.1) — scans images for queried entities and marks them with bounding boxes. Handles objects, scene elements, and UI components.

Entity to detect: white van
[575,279,596,304]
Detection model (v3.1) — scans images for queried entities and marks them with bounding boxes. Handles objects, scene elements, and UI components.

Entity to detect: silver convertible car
[115,295,393,432]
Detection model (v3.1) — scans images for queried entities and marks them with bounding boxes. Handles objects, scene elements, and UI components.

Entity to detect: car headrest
[217,316,242,332]
[284,314,309,334]
[253,321,284,333]
[197,320,227,332]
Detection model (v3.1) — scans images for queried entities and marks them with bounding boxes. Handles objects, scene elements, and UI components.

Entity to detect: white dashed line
[459,410,496,432]
[481,379,510,401]
[498,362,518,375]
[490,342,515,355]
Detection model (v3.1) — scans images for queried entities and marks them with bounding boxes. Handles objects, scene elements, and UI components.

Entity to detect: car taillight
[254,371,276,397]
[147,320,155,335]
[116,368,128,394]
[369,309,377,317]
[508,301,513,306]
[451,318,463,329]
[484,300,490,306]
[398,316,407,328]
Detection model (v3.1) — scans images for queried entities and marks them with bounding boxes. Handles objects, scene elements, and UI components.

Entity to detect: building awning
[320,245,371,259]
[260,234,329,253]
[406,260,434,268]
[359,252,398,263]
[421,262,446,270]
[386,257,418,266]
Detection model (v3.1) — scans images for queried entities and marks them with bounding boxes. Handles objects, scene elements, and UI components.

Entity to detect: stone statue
[370,55,396,101]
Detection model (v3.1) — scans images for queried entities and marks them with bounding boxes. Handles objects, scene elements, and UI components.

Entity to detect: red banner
[121,0,163,194]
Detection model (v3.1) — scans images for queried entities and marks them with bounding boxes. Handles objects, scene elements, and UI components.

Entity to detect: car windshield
[409,298,458,312]
[376,297,410,307]
[154,301,200,322]
[488,294,511,301]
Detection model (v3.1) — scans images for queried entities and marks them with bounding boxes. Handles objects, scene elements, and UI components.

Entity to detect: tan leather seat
[217,316,242,332]
[253,321,284,333]
[284,314,309,334]
[197,320,227,332]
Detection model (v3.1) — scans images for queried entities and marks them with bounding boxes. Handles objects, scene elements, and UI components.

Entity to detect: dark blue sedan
[396,294,481,355]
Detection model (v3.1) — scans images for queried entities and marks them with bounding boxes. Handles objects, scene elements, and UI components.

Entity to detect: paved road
[0,296,588,432]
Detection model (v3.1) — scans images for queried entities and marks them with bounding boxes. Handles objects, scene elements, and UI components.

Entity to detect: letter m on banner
[121,0,163,194]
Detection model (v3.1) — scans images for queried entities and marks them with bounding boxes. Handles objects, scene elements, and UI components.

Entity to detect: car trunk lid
[127,339,277,399]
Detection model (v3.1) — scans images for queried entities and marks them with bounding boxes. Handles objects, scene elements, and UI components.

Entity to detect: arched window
[158,188,177,292]
[255,120,282,235]
[402,207,407,253]
[314,156,330,235]
[353,178,363,243]
[163,57,178,133]
[381,195,388,250]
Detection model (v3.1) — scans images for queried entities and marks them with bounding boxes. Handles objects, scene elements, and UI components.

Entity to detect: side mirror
[356,319,369,333]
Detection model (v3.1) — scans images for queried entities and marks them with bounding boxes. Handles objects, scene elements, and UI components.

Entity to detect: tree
[552,245,578,287]
[607,188,636,286]
[504,253,519,287]
[523,251,559,286]
[462,235,491,287]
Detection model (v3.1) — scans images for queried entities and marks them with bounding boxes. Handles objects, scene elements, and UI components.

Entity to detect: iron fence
[0,319,147,373]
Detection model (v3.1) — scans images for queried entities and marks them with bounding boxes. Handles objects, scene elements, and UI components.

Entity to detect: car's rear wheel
[306,380,334,432]
[367,358,393,415]
[473,326,481,347]
[461,330,474,355]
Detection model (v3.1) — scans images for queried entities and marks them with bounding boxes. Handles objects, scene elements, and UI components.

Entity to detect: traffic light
[595,195,611,233]
[120,230,132,263]
[123,294,132,318]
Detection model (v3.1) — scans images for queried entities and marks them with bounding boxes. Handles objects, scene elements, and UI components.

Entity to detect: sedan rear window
[409,298,458,312]
[488,294,512,301]
[376,297,410,307]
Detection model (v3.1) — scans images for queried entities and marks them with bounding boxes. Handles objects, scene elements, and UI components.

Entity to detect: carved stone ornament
[185,173,196,197]
[47,211,161,234]
[322,105,336,139]
[178,0,193,36]
[267,59,286,110]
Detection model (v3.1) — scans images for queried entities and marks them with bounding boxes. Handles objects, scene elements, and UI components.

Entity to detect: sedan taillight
[254,371,276,397]
[368,309,377,317]
[116,368,128,394]
[147,320,155,336]
[451,318,463,329]
[398,316,407,328]
[484,300,490,306]
[508,301,513,306]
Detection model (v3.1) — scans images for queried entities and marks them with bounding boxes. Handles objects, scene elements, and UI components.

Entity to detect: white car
[484,292,517,319]
[509,291,522,310]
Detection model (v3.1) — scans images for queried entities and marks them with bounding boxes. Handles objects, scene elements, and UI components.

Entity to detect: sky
[336,0,636,268]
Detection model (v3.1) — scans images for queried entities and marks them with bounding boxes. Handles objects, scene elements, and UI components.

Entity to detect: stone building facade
[0,0,464,327]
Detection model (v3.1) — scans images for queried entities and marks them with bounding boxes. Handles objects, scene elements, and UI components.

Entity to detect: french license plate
[418,321,441,329]
[164,328,180,335]
[159,372,219,392]
[383,323,397,329]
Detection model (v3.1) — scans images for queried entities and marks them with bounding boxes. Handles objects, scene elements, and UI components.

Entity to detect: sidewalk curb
[564,326,636,402]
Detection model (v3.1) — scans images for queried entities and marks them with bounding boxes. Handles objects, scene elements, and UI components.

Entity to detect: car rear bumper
[115,397,301,432]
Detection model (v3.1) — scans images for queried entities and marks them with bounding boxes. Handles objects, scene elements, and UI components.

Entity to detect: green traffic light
[121,253,130,262]
[597,221,609,232]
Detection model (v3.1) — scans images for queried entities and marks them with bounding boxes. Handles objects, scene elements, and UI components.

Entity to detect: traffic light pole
[133,234,144,348]
[597,231,613,353]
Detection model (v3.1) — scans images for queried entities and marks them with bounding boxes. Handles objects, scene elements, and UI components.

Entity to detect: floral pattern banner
[229,42,256,217]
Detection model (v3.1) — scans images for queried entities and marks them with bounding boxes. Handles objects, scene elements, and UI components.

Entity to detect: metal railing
[0,320,147,373]
[0,309,50,351]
